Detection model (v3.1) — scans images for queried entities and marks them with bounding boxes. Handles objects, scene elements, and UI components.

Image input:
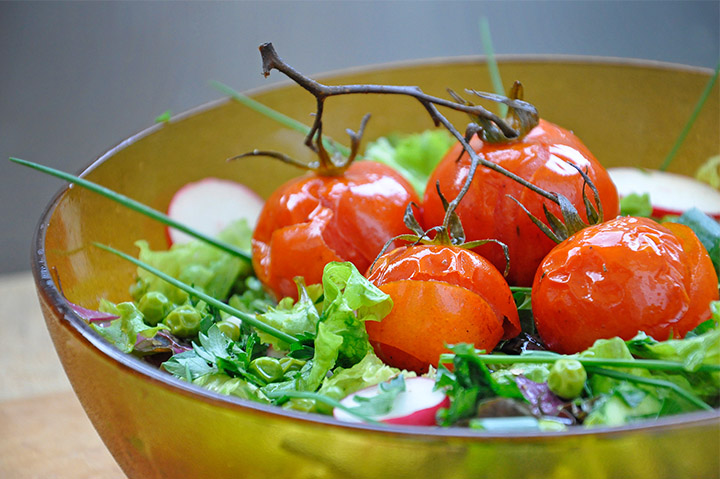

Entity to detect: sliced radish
[608,167,720,220]
[333,376,449,426]
[166,177,264,245]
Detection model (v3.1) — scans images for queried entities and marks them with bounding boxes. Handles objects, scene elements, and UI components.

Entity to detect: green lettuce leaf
[626,324,720,401]
[93,300,169,353]
[193,372,269,403]
[262,262,393,405]
[580,332,718,426]
[132,219,253,304]
[272,352,402,414]
[255,281,320,351]
[299,262,393,391]
[580,337,647,395]
[490,363,551,399]
[619,192,653,217]
[695,154,720,188]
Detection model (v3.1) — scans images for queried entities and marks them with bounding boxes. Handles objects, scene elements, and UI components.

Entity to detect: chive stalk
[9,157,251,262]
[438,352,720,374]
[209,80,350,157]
[586,366,713,411]
[509,286,532,294]
[479,17,507,117]
[659,61,720,171]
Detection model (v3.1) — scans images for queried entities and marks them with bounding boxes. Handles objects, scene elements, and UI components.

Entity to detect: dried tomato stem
[258,43,561,210]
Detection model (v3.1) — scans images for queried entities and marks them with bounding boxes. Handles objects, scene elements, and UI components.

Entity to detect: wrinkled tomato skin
[532,216,719,354]
[422,119,620,287]
[365,245,520,373]
[252,161,419,299]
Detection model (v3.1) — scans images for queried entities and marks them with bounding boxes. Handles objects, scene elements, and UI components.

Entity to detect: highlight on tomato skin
[532,216,719,355]
[252,160,420,300]
[422,118,620,287]
[365,244,520,373]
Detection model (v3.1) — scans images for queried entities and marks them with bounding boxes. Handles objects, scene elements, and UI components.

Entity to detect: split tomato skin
[532,216,719,354]
[422,119,620,287]
[365,244,520,373]
[252,161,419,299]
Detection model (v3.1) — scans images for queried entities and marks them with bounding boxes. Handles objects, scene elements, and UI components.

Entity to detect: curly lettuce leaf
[254,281,320,351]
[580,333,717,426]
[193,372,270,403]
[627,327,719,372]
[619,193,653,217]
[490,363,551,399]
[132,219,253,304]
[262,262,393,404]
[695,154,720,189]
[93,300,169,354]
[299,262,393,391]
[319,351,401,398]
[625,322,720,401]
[364,130,455,195]
[280,352,403,414]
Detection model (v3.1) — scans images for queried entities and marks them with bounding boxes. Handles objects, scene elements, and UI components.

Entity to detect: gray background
[2,0,719,274]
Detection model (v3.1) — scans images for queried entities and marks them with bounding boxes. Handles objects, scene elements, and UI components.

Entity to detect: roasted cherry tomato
[252,161,419,299]
[532,216,719,354]
[365,244,520,373]
[422,119,620,286]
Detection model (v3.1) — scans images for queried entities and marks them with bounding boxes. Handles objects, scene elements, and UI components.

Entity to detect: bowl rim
[32,54,720,441]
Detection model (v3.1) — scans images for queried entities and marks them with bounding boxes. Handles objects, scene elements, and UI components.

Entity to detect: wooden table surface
[0,272,125,478]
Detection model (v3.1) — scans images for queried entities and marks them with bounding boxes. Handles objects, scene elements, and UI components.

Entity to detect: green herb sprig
[438,350,718,412]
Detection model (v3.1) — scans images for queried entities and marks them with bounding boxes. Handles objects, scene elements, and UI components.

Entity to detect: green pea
[216,317,242,341]
[163,305,202,338]
[547,358,587,399]
[250,357,284,383]
[137,291,172,326]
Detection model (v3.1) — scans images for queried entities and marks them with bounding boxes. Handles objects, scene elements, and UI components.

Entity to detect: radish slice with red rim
[609,167,720,220]
[333,376,449,426]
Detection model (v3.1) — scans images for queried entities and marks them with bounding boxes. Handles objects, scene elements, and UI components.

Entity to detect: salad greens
[97,230,403,417]
[433,321,719,430]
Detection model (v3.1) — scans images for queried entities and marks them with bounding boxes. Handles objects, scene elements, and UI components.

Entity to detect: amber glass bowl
[33,57,719,479]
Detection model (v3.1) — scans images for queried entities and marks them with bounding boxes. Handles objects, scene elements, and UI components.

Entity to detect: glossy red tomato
[252,161,419,299]
[532,216,719,354]
[422,119,620,286]
[365,244,521,373]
